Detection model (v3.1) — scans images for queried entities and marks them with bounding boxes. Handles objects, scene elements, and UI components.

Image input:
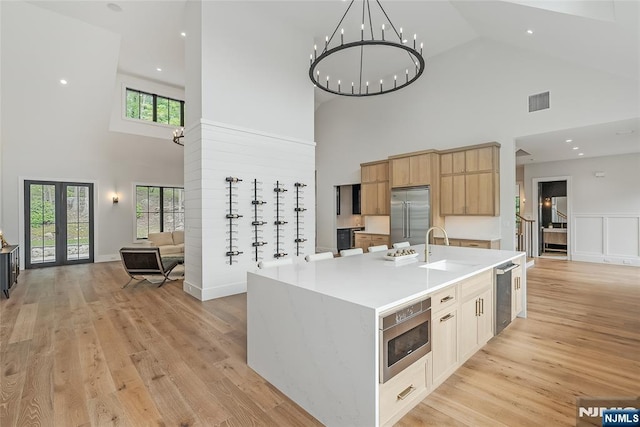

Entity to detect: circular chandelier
[309,0,425,97]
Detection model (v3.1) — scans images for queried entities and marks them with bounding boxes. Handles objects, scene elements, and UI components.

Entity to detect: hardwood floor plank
[1,258,638,426]
[8,303,38,344]
[130,350,200,426]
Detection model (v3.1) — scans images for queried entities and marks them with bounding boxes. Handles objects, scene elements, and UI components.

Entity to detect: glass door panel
[28,183,57,266]
[25,180,94,268]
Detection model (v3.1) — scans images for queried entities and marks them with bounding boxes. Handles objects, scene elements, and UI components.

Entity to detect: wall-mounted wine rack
[294,182,307,256]
[251,179,268,261]
[273,181,288,258]
[225,177,243,264]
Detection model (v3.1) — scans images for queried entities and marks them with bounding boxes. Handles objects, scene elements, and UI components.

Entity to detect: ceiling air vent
[529,91,550,112]
[516,149,531,157]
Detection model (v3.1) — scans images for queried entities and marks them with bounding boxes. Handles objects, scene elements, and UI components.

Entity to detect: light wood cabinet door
[440,153,453,175]
[477,288,493,345]
[440,176,453,215]
[361,183,378,215]
[452,175,465,214]
[432,307,458,386]
[465,173,494,215]
[512,266,523,320]
[452,151,466,173]
[377,182,390,215]
[371,234,390,247]
[375,162,389,182]
[466,147,494,173]
[391,157,410,188]
[459,296,479,363]
[361,165,373,183]
[409,154,430,186]
[354,234,371,250]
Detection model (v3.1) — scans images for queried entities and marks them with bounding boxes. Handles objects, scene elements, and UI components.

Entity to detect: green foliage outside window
[125,88,184,126]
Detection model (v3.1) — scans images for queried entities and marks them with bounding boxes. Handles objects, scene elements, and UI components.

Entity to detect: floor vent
[529,91,550,112]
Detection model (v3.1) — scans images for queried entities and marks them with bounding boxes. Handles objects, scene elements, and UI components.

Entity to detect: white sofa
[147,231,184,256]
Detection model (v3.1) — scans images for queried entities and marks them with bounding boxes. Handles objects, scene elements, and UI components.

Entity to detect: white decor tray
[383,252,419,262]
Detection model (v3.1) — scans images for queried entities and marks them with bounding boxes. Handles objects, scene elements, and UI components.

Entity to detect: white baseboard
[571,253,640,267]
[95,254,120,263]
[184,279,246,301]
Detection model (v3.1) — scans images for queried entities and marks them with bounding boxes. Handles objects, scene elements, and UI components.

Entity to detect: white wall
[524,153,640,266]
[315,39,639,253]
[0,2,183,263]
[0,1,3,233]
[183,1,315,301]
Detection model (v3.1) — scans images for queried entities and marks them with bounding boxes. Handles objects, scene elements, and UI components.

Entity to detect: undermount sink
[419,260,479,272]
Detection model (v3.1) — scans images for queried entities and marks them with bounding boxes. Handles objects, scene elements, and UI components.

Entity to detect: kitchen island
[247,244,526,426]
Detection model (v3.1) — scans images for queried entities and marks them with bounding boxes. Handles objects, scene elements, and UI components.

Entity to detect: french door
[25,180,94,268]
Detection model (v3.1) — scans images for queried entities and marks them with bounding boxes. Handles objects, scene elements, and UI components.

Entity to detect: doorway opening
[532,177,570,260]
[24,180,95,268]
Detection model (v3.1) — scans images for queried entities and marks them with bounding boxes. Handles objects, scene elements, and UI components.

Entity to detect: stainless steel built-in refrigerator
[390,187,431,246]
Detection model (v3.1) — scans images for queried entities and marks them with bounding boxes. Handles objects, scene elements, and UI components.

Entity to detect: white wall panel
[574,216,603,254]
[607,217,639,257]
[184,121,315,301]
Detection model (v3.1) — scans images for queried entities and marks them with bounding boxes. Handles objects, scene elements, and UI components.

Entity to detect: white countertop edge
[374,252,524,314]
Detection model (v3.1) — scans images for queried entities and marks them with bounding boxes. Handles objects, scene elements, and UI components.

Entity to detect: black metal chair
[119,247,179,288]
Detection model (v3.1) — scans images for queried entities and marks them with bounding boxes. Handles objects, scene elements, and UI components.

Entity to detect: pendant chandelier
[309,0,425,97]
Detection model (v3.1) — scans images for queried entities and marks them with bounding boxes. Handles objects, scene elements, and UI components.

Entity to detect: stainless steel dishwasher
[495,262,518,335]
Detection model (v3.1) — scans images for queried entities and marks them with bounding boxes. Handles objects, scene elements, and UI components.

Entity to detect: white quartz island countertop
[247,244,525,427]
[251,244,523,313]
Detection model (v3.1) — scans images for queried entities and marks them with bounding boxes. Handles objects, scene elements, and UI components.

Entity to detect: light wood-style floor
[1,259,638,426]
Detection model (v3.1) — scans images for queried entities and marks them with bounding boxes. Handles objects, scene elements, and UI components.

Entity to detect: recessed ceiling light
[156,67,162,72]
[616,129,634,135]
[59,79,68,85]
[180,32,186,37]
[106,3,122,12]
[572,146,579,150]
[565,139,572,143]
[526,29,534,35]
[578,153,584,156]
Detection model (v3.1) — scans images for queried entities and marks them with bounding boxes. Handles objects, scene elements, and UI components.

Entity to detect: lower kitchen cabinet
[512,264,523,320]
[432,306,458,387]
[379,353,431,426]
[459,274,493,363]
[354,233,390,251]
[433,237,500,249]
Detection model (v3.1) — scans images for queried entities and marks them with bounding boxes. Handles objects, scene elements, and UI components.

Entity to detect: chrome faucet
[425,226,449,263]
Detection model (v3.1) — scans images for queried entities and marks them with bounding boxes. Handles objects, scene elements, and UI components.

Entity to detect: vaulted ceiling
[26,1,640,162]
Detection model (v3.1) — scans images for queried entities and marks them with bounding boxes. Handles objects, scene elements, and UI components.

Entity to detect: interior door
[25,180,94,268]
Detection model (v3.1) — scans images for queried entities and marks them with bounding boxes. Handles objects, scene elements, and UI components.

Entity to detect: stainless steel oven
[379,297,431,383]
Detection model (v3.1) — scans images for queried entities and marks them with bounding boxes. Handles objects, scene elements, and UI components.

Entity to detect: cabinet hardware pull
[440,295,454,303]
[397,385,415,401]
[440,313,454,322]
[475,299,479,316]
[480,298,484,315]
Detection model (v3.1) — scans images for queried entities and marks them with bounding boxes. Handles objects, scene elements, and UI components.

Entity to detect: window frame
[134,184,185,240]
[125,88,185,127]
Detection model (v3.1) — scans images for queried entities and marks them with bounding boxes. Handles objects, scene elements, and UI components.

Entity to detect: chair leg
[122,276,144,289]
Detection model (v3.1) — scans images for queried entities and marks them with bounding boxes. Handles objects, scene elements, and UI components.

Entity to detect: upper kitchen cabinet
[439,143,500,216]
[390,153,433,188]
[361,161,389,183]
[361,160,389,215]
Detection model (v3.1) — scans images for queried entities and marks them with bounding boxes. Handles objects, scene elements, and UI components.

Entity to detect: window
[136,185,184,239]
[126,88,184,126]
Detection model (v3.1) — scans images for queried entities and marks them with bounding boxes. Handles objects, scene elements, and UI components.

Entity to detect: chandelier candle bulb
[382,24,385,40]
[366,81,369,94]
[341,28,344,44]
[314,44,317,59]
[406,68,409,83]
[352,82,354,94]
[414,33,416,49]
[325,35,328,49]
[338,80,341,92]
[380,79,383,91]
[400,27,403,41]
[394,75,397,88]
[420,42,423,55]
[361,23,364,40]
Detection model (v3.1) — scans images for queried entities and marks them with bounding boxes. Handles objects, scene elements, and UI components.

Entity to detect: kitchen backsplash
[365,216,390,234]
[337,215,362,228]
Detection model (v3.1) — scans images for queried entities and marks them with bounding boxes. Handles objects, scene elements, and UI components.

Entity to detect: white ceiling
[515,117,640,165]
[27,1,640,163]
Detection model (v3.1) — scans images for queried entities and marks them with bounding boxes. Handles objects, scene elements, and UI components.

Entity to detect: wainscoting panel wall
[184,120,316,301]
[572,214,640,266]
